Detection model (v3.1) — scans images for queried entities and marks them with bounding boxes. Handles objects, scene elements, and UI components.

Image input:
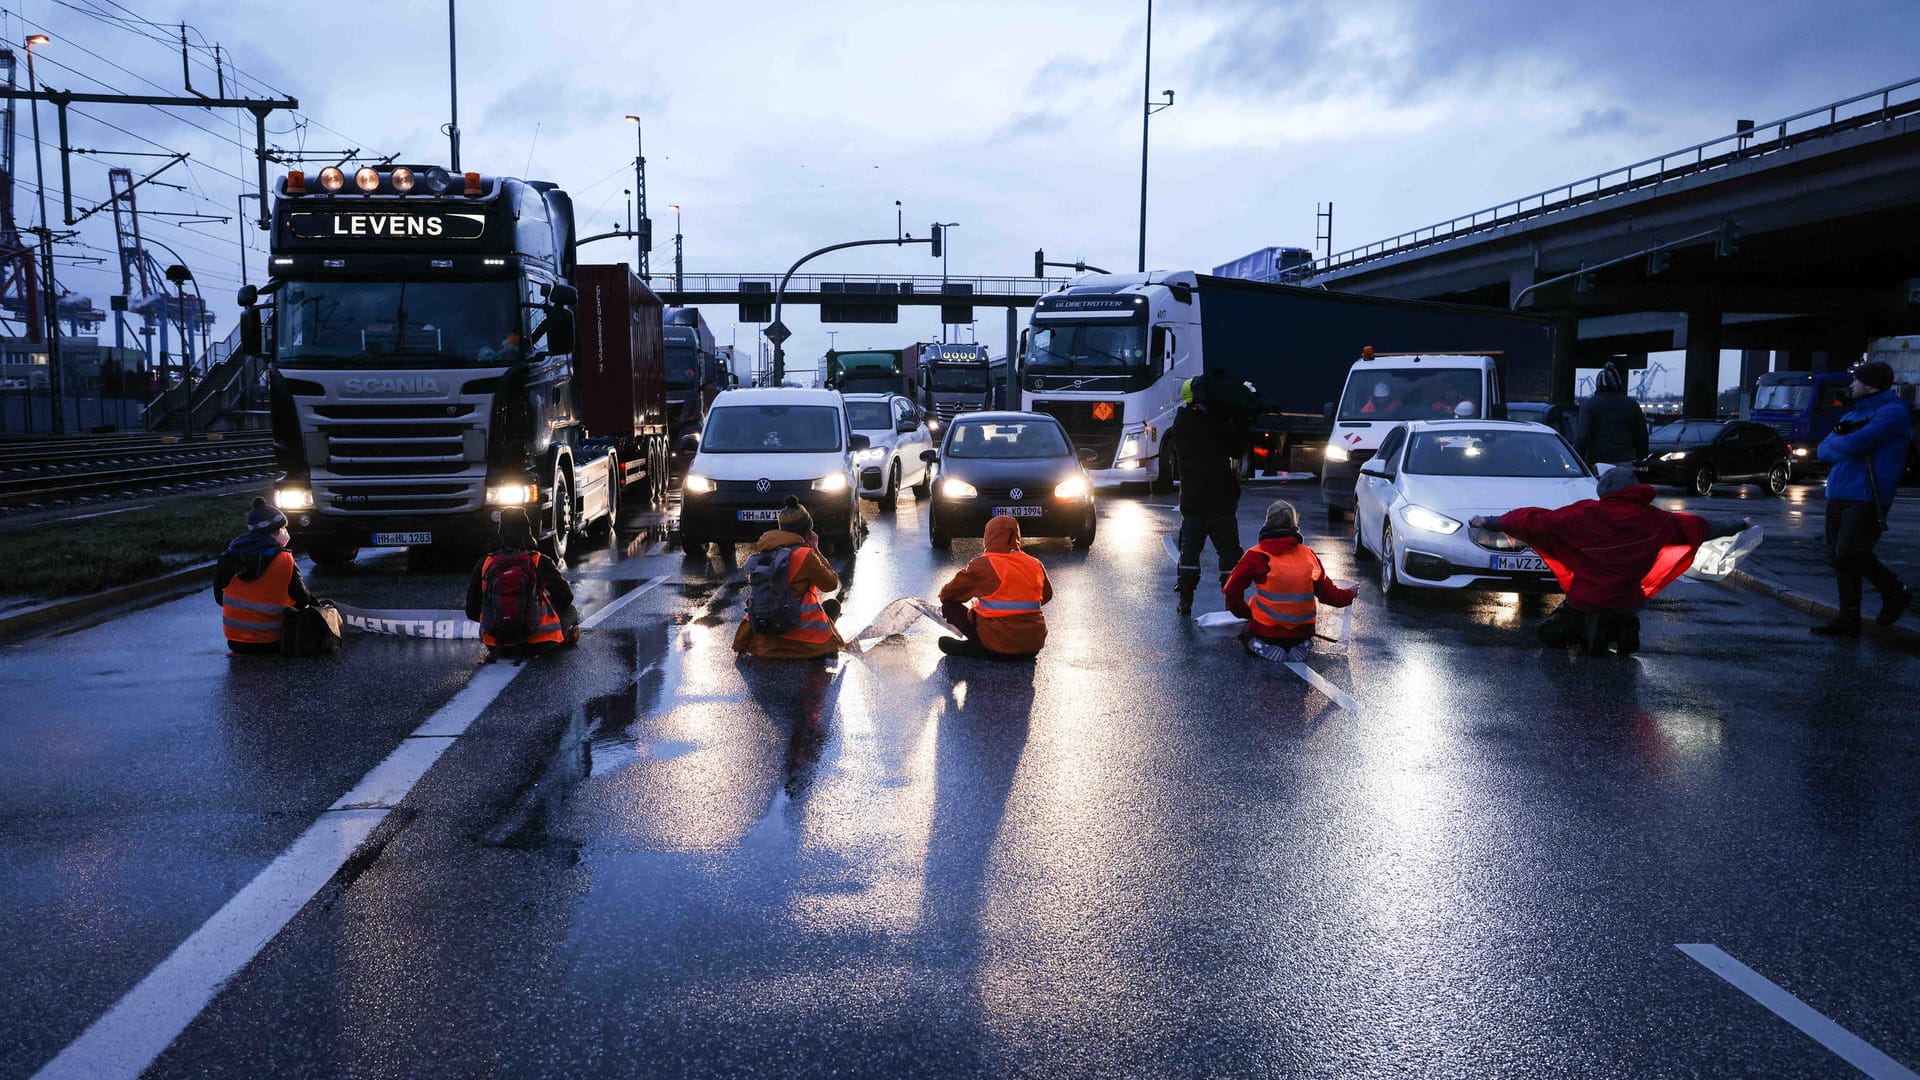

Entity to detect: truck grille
[318,479,476,514]
[1030,400,1123,464]
[303,400,485,514]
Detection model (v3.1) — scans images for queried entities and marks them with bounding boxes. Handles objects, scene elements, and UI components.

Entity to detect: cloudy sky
[5,0,1918,391]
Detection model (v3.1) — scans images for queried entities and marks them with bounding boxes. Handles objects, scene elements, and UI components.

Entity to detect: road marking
[1163,535,1181,566]
[30,575,671,1080]
[1677,944,1919,1080]
[65,504,152,521]
[1283,662,1359,714]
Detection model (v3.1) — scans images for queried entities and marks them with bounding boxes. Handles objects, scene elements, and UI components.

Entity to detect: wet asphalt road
[3,481,1917,1078]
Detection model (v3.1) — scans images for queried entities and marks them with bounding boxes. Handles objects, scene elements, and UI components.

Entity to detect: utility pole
[1136,1,1174,273]
[25,35,62,433]
[445,0,461,171]
[624,115,649,280]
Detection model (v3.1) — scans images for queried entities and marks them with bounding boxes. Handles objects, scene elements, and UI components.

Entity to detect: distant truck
[244,163,668,565]
[665,306,718,450]
[1749,335,1920,481]
[1211,245,1315,283]
[906,341,991,422]
[825,347,917,396]
[1019,271,1554,491]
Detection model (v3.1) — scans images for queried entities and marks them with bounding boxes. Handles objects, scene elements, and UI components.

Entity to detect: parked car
[1353,420,1599,597]
[677,387,868,556]
[1633,420,1790,496]
[843,392,934,511]
[922,411,1097,549]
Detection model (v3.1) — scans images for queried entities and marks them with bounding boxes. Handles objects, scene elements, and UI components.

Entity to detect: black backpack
[481,551,542,641]
[743,547,804,635]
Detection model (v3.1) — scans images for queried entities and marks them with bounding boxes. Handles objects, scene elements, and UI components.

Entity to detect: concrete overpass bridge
[1278,76,1920,415]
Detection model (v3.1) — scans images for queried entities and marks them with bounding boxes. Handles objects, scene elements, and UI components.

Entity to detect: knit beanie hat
[778,495,813,535]
[1263,499,1299,531]
[1853,360,1895,392]
[1596,363,1625,392]
[1597,465,1637,497]
[246,496,287,532]
[496,506,534,549]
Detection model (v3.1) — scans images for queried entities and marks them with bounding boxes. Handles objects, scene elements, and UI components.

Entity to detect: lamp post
[935,221,959,342]
[25,33,63,433]
[623,115,649,280]
[164,264,194,436]
[1136,0,1174,273]
[666,203,683,297]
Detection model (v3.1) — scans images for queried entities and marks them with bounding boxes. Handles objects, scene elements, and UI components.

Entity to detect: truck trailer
[1020,271,1555,489]
[243,164,668,566]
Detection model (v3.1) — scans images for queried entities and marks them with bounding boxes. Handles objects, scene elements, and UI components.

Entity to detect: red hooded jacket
[1496,485,1710,612]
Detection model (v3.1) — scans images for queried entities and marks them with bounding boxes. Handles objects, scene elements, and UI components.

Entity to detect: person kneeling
[735,497,846,660]
[467,507,577,660]
[1223,500,1356,662]
[936,515,1052,660]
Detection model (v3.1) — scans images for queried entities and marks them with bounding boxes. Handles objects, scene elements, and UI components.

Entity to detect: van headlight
[274,486,314,510]
[940,477,978,499]
[486,482,539,506]
[1402,505,1462,535]
[1324,443,1351,463]
[682,474,716,494]
[812,472,849,493]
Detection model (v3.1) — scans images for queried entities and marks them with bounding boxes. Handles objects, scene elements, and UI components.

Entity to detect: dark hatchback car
[922,412,1097,549]
[1633,420,1792,496]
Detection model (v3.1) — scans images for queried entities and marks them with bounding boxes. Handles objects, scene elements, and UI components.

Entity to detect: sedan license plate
[737,509,782,523]
[371,531,432,546]
[1492,553,1547,573]
[992,505,1044,518]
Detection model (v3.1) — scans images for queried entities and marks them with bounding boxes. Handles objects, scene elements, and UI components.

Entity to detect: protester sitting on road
[214,497,312,655]
[1573,362,1648,471]
[1809,360,1912,636]
[465,507,576,661]
[935,514,1052,660]
[1470,468,1750,655]
[1222,499,1356,663]
[735,496,845,660]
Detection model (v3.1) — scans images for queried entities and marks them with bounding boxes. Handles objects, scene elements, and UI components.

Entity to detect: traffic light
[1716,220,1740,257]
[929,224,943,258]
[1034,249,1045,278]
[1647,250,1671,275]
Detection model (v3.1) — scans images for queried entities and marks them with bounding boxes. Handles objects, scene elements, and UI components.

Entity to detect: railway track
[0,434,278,511]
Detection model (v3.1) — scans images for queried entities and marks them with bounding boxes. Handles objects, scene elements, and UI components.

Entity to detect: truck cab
[1748,371,1853,477]
[914,342,991,424]
[1321,350,1506,520]
[664,307,718,451]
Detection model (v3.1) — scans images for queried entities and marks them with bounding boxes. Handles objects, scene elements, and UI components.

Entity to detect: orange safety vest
[479,553,566,646]
[976,551,1047,618]
[1248,545,1324,634]
[222,550,296,644]
[767,545,834,644]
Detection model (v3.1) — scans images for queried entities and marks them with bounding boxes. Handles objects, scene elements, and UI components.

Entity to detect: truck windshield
[929,366,988,392]
[1752,384,1811,412]
[1026,323,1148,374]
[700,404,844,452]
[665,346,702,389]
[276,280,519,368]
[1337,367,1482,421]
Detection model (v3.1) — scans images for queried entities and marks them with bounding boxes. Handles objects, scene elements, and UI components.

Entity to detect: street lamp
[164,264,194,436]
[24,33,63,434]
[1137,0,1174,273]
[624,115,649,280]
[935,221,959,342]
[666,203,683,296]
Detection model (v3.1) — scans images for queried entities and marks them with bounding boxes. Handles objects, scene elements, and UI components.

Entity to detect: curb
[1727,567,1920,656]
[0,560,215,641]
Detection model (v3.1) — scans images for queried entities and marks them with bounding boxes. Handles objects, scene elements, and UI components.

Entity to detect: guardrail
[1277,75,1920,281]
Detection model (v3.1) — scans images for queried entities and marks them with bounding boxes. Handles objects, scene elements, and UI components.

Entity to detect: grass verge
[0,490,265,599]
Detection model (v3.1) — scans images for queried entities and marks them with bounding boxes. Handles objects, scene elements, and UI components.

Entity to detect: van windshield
[1338,367,1482,422]
[700,405,843,453]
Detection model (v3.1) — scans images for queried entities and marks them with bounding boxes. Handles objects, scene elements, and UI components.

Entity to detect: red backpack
[481,552,542,642]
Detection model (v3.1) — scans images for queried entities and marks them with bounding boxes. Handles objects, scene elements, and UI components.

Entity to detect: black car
[1633,420,1791,496]
[922,412,1097,549]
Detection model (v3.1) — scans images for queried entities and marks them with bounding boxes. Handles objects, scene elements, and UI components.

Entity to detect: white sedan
[1352,420,1599,597]
[843,392,935,510]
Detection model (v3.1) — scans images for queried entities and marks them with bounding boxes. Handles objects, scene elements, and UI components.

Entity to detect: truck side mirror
[236,284,258,308]
[240,308,263,356]
[547,283,579,307]
[542,310,576,355]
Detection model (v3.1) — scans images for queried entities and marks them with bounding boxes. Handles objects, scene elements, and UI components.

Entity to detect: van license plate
[371,532,432,546]
[1492,554,1547,572]
[737,509,781,522]
[992,505,1044,518]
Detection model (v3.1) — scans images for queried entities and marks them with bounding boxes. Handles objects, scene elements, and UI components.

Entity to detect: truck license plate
[371,531,432,546]
[992,505,1044,518]
[737,509,781,522]
[1492,553,1547,573]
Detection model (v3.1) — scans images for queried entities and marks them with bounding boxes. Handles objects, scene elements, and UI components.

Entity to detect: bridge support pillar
[1550,315,1578,405]
[1683,308,1722,418]
[1006,308,1018,388]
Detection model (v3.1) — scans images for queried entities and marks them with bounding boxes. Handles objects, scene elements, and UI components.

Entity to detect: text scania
[343,377,442,394]
[331,215,446,237]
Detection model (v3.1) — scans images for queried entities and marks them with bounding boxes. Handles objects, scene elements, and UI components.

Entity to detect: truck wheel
[1150,447,1178,495]
[602,460,621,535]
[543,473,573,565]
[308,542,358,569]
[878,462,900,512]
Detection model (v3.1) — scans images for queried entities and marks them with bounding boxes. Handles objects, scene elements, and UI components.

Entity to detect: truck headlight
[274,486,314,510]
[1324,443,1351,463]
[1118,435,1142,459]
[1402,505,1462,535]
[486,482,539,506]
[1053,475,1090,500]
[812,472,849,493]
[940,478,978,499]
[682,473,715,494]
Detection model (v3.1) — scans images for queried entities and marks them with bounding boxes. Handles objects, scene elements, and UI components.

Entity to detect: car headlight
[940,477,978,499]
[1324,443,1351,463]
[1402,505,1462,535]
[1660,451,1689,462]
[1053,475,1090,500]
[486,482,539,506]
[854,447,888,464]
[812,472,849,493]
[274,486,314,510]
[682,473,716,494]
[1792,447,1808,457]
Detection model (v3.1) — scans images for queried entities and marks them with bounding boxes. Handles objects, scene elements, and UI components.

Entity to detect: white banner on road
[333,605,479,640]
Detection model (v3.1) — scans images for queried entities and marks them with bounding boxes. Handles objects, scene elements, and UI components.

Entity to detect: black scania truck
[240,164,667,565]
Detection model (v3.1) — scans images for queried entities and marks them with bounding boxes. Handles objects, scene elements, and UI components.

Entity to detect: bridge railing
[1277,75,1920,281]
[664,272,1069,297]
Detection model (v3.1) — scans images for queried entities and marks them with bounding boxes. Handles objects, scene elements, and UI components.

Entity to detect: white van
[677,387,868,556]
[1320,351,1506,520]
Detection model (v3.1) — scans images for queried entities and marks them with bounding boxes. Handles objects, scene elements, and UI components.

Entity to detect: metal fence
[670,273,1070,298]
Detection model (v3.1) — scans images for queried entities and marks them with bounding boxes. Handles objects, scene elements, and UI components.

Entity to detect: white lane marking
[1677,944,1919,1080]
[1283,662,1359,715]
[30,574,671,1080]
[1163,535,1181,566]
